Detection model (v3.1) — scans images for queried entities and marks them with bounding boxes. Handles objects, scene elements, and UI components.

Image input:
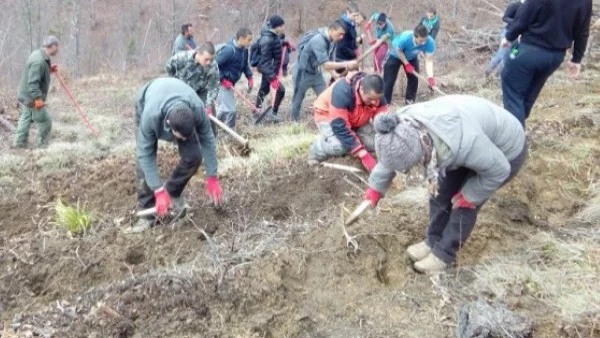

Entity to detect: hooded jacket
[257,26,283,81]
[368,95,525,205]
[135,78,218,190]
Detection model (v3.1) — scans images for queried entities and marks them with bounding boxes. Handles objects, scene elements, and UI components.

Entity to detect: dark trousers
[135,103,203,212]
[255,76,286,115]
[425,143,528,264]
[501,43,565,125]
[383,56,420,104]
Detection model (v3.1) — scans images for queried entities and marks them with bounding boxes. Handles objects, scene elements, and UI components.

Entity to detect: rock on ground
[457,300,532,338]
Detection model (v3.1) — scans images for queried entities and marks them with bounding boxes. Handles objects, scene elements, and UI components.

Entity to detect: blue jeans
[501,43,565,125]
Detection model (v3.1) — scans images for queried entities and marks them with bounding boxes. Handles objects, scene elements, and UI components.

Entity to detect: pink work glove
[428,77,436,87]
[364,188,382,208]
[205,107,214,116]
[206,177,223,206]
[221,79,233,89]
[270,78,279,91]
[403,63,415,74]
[451,192,476,209]
[50,64,58,73]
[365,21,372,30]
[248,77,254,90]
[359,153,377,172]
[154,187,172,217]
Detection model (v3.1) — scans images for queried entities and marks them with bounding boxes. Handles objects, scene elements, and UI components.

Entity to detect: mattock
[340,206,359,252]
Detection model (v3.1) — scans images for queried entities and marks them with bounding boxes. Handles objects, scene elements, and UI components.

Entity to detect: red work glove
[365,21,372,30]
[221,79,233,89]
[248,77,254,90]
[364,187,382,208]
[50,64,58,73]
[403,63,415,74]
[451,192,476,210]
[154,187,172,217]
[359,153,377,172]
[206,176,223,206]
[369,39,377,46]
[33,99,45,110]
[205,107,213,116]
[270,78,279,91]
[428,77,436,87]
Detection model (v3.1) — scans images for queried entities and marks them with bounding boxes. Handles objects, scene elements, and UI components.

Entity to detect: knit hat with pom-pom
[374,113,425,173]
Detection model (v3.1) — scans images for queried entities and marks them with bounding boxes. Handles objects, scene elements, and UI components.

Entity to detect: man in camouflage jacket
[166,42,220,116]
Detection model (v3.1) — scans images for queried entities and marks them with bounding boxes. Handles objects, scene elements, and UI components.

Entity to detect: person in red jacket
[308,72,388,172]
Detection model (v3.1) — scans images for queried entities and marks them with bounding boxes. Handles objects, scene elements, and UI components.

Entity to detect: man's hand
[369,39,377,46]
[50,64,58,73]
[566,62,581,79]
[428,77,436,87]
[206,177,223,206]
[364,187,382,208]
[346,60,359,70]
[221,79,233,89]
[205,107,214,116]
[270,78,279,91]
[33,99,45,110]
[451,192,476,210]
[154,187,172,217]
[501,38,511,48]
[248,77,254,90]
[403,63,415,74]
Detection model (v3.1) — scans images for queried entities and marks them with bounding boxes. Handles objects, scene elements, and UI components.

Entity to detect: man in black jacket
[501,0,592,125]
[255,15,286,122]
[334,4,365,77]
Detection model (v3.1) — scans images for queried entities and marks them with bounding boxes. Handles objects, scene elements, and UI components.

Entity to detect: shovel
[345,200,372,226]
[206,114,251,154]
[254,45,288,124]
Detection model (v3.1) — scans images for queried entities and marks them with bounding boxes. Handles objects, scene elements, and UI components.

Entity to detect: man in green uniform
[14,36,60,148]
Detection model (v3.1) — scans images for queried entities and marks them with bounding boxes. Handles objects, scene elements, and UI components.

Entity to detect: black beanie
[377,13,387,24]
[269,15,285,29]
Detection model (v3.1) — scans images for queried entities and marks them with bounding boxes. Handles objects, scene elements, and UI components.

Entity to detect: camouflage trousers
[309,122,375,161]
[13,104,52,147]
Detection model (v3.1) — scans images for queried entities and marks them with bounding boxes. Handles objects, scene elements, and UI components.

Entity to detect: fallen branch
[345,200,372,226]
[340,207,359,252]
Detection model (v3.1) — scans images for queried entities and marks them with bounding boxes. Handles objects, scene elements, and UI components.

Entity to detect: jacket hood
[260,26,277,37]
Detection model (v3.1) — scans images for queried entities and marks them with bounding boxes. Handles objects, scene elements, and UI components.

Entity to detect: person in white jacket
[362,95,527,273]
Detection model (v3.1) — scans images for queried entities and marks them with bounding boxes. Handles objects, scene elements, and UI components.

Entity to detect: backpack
[215,43,228,55]
[297,30,322,53]
[249,37,262,67]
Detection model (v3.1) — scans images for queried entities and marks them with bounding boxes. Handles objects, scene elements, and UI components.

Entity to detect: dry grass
[471,232,600,324]
[577,186,600,224]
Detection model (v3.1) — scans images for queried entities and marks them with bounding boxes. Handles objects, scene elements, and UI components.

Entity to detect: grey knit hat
[374,113,425,173]
[42,36,59,48]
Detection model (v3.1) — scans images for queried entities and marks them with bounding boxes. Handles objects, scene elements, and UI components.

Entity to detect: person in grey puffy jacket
[362,95,527,273]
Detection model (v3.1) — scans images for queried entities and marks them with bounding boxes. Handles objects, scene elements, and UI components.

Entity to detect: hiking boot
[404,99,415,106]
[269,112,281,123]
[406,241,432,262]
[127,217,154,233]
[172,196,188,219]
[414,253,447,273]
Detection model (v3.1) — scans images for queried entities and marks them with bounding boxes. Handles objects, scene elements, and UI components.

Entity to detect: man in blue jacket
[132,78,223,232]
[216,28,254,129]
[501,0,592,125]
[334,4,365,76]
[383,25,436,105]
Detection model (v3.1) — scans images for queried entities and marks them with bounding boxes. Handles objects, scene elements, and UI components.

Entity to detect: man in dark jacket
[14,36,59,148]
[216,28,254,129]
[255,15,286,122]
[334,4,365,75]
[501,0,592,125]
[132,77,223,233]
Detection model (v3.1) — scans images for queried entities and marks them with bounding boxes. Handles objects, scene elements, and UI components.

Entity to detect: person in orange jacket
[308,72,388,172]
